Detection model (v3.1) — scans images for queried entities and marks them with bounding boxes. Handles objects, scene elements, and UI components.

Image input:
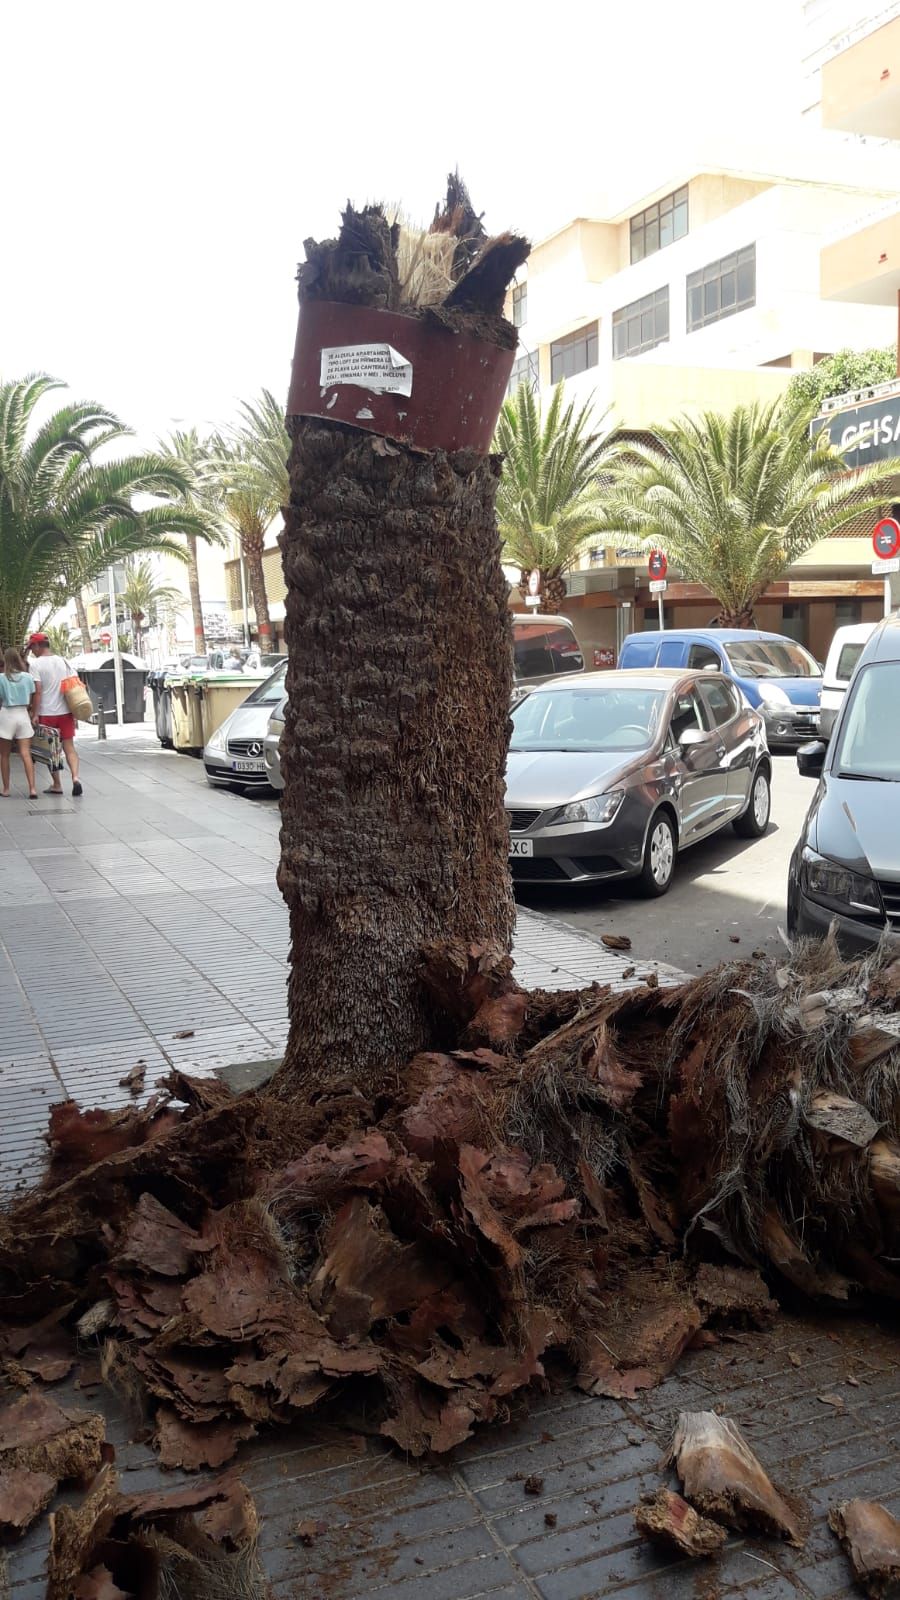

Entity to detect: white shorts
[0,706,34,741]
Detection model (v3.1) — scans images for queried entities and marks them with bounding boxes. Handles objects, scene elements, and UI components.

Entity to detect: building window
[835,599,862,625]
[506,349,540,398]
[687,244,756,332]
[643,604,673,629]
[512,282,527,327]
[630,186,688,264]
[612,287,669,359]
[550,323,598,384]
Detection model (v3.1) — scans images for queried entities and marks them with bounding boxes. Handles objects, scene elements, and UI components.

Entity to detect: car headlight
[559,791,624,825]
[206,725,227,753]
[757,684,790,708]
[800,848,882,917]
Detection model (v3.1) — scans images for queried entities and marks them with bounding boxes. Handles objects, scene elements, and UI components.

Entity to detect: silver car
[506,669,770,895]
[203,661,287,791]
[263,693,287,792]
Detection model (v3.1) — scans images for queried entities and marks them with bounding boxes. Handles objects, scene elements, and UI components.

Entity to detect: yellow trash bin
[199,674,267,747]
[169,677,205,752]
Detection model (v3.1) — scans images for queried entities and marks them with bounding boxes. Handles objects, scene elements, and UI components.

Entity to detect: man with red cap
[27,633,83,797]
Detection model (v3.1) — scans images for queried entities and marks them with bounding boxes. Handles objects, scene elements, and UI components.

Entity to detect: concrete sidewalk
[0,727,676,1189]
[2,729,898,1600]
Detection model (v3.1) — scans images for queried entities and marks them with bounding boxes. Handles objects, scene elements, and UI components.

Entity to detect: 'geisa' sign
[812,392,900,470]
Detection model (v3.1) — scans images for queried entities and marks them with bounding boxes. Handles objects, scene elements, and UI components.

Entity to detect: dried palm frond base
[0,942,898,1558]
[829,1499,900,1599]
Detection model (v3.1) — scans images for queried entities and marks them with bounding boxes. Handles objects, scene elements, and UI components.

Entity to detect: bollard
[97,705,107,741]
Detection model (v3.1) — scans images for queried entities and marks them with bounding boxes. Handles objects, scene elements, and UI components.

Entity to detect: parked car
[787,616,900,954]
[819,622,876,739]
[618,629,821,747]
[511,614,584,704]
[505,669,770,894]
[264,690,287,792]
[203,660,287,791]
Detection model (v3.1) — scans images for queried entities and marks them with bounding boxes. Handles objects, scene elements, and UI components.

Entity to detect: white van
[820,622,876,738]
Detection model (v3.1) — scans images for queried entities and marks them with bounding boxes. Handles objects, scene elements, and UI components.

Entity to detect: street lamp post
[107,566,125,726]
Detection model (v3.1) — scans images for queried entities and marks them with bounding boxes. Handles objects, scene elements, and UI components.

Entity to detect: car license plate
[232,759,265,773]
[509,839,534,858]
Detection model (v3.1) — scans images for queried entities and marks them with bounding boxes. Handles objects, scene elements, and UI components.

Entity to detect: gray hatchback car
[506,669,770,894]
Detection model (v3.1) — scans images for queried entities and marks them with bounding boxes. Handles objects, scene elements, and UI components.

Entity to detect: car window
[687,644,721,670]
[512,621,583,679]
[510,685,666,752]
[699,679,739,728]
[724,640,820,679]
[241,662,288,705]
[657,639,685,667]
[835,642,865,683]
[833,662,900,781]
[668,690,707,743]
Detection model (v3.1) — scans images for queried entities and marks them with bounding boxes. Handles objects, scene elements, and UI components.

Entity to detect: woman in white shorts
[0,648,38,798]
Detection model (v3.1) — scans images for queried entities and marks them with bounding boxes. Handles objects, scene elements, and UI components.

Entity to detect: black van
[511,614,584,702]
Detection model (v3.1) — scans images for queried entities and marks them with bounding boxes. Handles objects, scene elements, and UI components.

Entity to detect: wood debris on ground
[829,1499,900,1598]
[633,1487,728,1557]
[667,1411,803,1546]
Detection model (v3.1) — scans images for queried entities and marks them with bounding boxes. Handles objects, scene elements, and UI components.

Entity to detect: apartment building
[507,135,900,660]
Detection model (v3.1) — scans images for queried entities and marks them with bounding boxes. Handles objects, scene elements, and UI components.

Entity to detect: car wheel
[637,813,676,897]
[734,766,771,838]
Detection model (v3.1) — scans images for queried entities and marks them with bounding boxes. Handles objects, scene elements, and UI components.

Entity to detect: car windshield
[834,661,900,781]
[242,662,288,706]
[510,686,665,752]
[724,641,821,679]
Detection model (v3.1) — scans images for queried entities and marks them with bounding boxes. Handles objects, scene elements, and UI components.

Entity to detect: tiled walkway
[3,727,897,1600]
[0,725,674,1189]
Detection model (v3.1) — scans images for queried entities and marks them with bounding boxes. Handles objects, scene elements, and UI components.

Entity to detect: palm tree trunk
[271,421,515,1099]
[74,591,91,651]
[244,542,272,645]
[186,534,205,653]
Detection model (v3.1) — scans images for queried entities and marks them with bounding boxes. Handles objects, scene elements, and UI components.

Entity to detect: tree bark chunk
[668,1410,803,1545]
[829,1499,900,1598]
[633,1488,727,1557]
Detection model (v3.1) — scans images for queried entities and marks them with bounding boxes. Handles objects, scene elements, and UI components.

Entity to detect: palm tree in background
[495,382,611,612]
[117,556,183,656]
[598,394,900,627]
[0,374,209,648]
[211,391,290,646]
[158,427,227,653]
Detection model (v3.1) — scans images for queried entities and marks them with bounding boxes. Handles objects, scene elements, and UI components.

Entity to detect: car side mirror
[678,726,706,748]
[797,740,826,779]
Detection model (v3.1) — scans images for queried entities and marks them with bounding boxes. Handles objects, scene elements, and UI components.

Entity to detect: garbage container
[168,677,205,752]
[71,653,149,724]
[148,670,174,747]
[199,673,268,746]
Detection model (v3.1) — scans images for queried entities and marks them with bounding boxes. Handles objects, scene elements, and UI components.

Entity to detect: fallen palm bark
[667,1410,803,1545]
[633,1488,727,1557]
[0,941,896,1498]
[46,1466,263,1600]
[829,1499,900,1598]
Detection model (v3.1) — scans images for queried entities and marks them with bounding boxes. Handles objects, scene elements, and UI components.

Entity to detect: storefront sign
[811,394,900,470]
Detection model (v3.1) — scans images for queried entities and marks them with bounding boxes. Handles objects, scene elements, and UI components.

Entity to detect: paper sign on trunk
[319,344,413,397]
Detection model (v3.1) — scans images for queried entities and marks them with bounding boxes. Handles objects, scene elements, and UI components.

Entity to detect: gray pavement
[0,724,675,1191]
[516,753,812,973]
[2,727,898,1600]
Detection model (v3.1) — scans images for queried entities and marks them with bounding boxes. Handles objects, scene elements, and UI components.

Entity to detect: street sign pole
[886,575,891,619]
[657,591,665,630]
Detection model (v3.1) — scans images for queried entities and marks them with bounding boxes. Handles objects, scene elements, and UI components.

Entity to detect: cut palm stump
[0,185,898,1585]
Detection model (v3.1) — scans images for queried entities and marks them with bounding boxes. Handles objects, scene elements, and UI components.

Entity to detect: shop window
[687,244,756,332]
[835,599,862,625]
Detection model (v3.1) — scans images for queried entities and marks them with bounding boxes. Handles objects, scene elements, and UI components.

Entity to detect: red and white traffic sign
[872,517,900,560]
[648,549,668,580]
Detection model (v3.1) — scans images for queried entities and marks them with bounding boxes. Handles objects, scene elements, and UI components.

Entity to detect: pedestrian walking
[27,632,83,797]
[0,648,39,799]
